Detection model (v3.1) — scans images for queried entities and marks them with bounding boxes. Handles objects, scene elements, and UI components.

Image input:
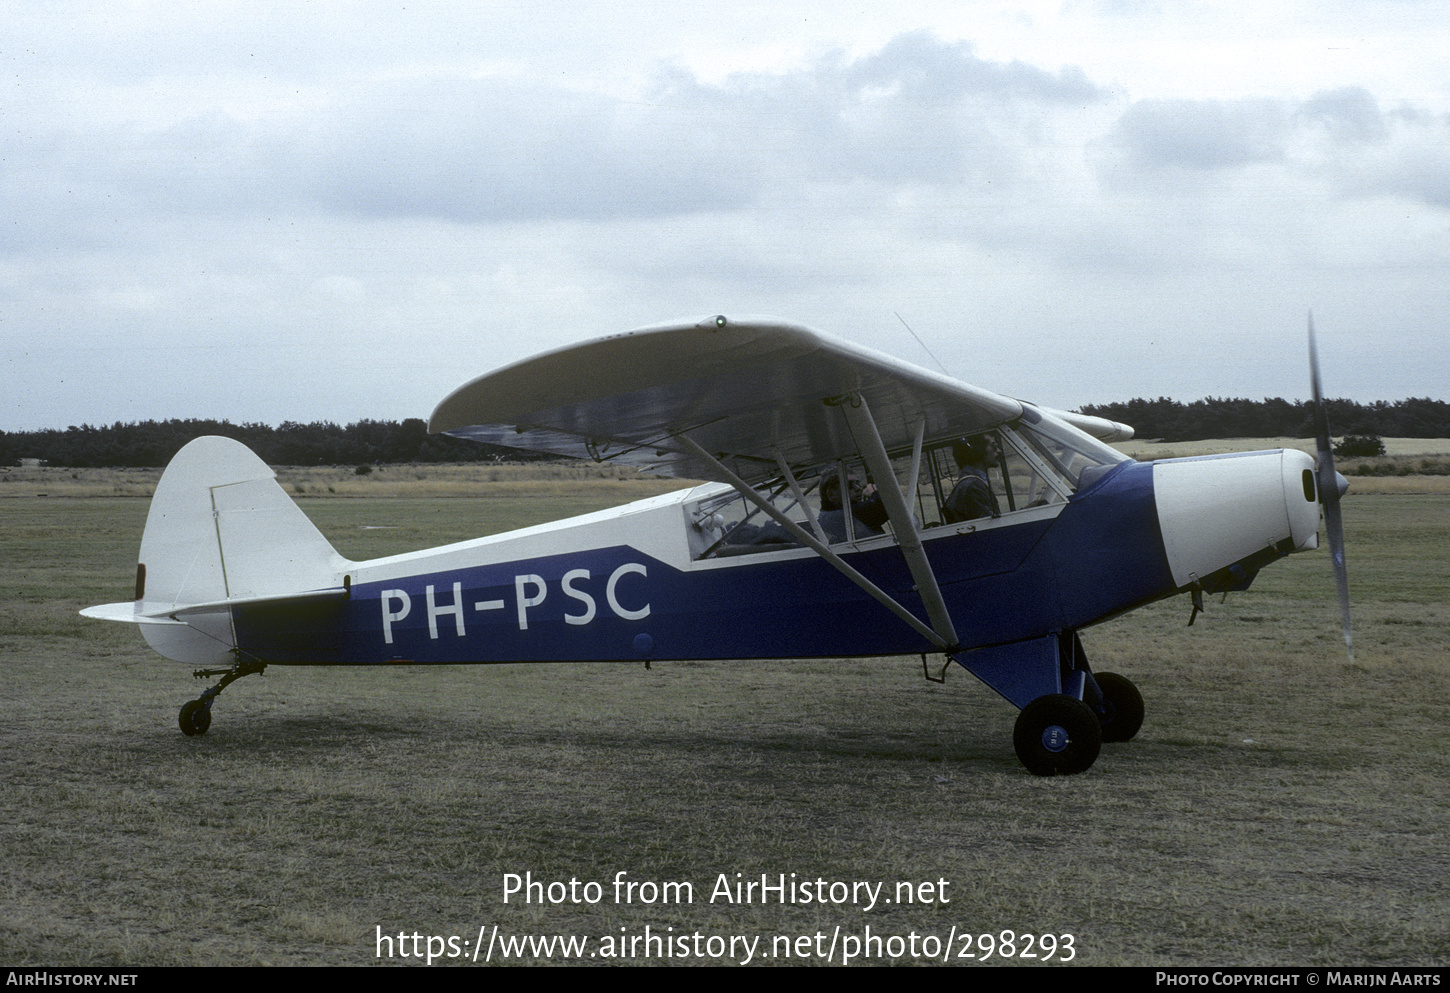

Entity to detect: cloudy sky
[4,1,1447,432]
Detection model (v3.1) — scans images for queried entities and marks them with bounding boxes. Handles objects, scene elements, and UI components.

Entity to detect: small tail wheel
[179,699,211,737]
[1013,694,1101,776]
[1094,672,1144,743]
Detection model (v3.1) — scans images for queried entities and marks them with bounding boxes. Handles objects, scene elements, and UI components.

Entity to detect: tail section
[82,436,351,664]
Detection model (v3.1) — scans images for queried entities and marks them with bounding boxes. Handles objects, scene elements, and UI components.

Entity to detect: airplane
[81,315,1352,775]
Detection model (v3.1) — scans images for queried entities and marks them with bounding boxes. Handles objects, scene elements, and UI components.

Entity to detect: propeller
[1308,313,1354,661]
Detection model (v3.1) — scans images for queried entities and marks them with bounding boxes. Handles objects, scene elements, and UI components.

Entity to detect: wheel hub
[1040,724,1070,752]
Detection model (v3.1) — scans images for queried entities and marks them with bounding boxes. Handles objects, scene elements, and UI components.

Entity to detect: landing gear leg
[953,631,1143,775]
[1070,633,1145,743]
[178,655,266,736]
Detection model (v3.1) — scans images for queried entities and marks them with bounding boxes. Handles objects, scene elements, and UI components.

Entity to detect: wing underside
[429,316,1037,483]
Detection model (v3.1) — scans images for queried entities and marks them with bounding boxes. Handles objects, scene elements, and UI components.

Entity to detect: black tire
[1094,672,1144,743]
[1013,694,1102,776]
[179,699,211,737]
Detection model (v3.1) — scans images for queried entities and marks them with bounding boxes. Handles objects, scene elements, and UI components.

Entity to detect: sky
[4,0,1447,432]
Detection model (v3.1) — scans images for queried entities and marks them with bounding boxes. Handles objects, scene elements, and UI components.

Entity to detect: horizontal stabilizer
[80,602,189,626]
[81,587,349,626]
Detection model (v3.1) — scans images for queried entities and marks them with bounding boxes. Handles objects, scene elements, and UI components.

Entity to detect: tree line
[0,418,542,468]
[3,397,1448,467]
[1077,396,1450,443]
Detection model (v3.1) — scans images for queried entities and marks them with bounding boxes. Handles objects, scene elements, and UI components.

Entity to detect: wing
[429,316,1046,484]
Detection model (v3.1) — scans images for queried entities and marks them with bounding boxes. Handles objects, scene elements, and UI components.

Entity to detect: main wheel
[1013,694,1101,776]
[1094,672,1144,743]
[179,699,211,737]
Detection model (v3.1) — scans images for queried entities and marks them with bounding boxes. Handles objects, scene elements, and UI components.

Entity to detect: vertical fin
[136,436,350,664]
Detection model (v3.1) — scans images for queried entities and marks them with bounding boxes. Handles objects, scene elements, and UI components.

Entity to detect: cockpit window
[913,419,1128,526]
[683,414,1129,559]
[685,459,883,559]
[915,428,1068,522]
[686,475,821,559]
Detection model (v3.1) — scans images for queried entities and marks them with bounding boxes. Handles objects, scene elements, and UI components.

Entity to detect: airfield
[3,449,1447,966]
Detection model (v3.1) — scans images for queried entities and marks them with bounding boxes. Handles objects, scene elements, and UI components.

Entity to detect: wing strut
[675,435,951,651]
[903,419,926,512]
[773,448,825,543]
[838,394,961,654]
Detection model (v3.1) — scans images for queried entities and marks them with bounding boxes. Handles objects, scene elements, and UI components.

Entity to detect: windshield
[1013,408,1130,490]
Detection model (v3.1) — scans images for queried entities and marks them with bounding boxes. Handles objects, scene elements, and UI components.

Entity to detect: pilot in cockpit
[943,434,1002,523]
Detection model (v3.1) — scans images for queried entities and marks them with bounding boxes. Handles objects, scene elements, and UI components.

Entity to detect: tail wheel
[1013,694,1101,776]
[1094,672,1144,743]
[179,699,211,737]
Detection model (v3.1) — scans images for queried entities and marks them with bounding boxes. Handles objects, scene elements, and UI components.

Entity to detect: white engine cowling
[1152,449,1321,589]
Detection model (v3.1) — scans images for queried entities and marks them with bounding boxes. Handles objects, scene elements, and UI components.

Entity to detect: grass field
[2,462,1447,966]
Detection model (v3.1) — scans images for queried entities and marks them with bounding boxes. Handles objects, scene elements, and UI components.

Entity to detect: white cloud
[2,6,1447,431]
[1106,99,1290,171]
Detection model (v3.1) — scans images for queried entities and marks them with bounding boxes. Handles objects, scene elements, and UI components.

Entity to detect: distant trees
[0,418,548,468]
[1077,397,1450,443]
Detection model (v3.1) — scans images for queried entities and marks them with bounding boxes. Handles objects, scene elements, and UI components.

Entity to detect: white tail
[109,436,350,664]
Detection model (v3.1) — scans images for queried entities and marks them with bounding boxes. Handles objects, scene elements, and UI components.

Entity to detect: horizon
[7,394,1449,437]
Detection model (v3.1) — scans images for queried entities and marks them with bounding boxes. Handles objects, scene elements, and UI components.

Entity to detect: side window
[685,457,906,558]
[922,428,1073,528]
[932,432,1014,524]
[685,478,821,559]
[909,446,954,527]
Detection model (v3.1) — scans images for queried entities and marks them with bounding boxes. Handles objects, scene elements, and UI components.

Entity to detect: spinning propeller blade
[1309,313,1354,661]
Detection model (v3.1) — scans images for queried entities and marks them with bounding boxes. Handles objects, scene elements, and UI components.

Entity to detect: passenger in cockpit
[818,472,889,543]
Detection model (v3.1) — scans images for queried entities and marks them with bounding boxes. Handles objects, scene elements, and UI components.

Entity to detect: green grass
[1,491,1446,966]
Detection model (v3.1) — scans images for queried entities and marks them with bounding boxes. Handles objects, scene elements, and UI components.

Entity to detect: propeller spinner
[1309,313,1354,661]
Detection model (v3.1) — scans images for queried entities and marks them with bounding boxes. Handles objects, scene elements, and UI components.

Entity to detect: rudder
[135,436,350,664]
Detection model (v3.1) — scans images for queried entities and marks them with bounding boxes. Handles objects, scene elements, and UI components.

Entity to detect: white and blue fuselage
[229,448,1321,693]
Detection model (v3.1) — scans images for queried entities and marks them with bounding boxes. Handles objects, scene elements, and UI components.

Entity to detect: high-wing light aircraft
[82,316,1351,775]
